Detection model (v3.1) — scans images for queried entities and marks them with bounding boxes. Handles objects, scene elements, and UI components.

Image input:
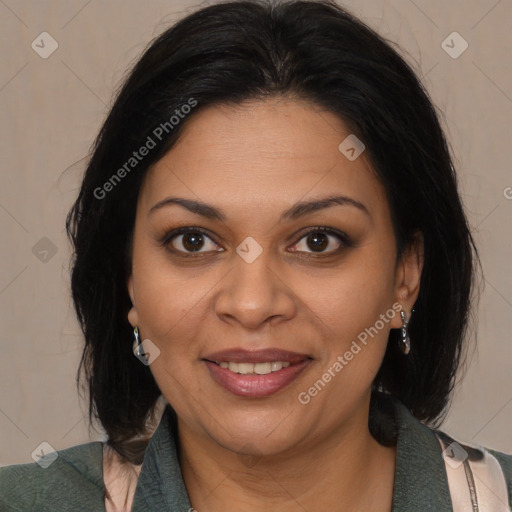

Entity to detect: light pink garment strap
[103,443,142,512]
[436,433,510,511]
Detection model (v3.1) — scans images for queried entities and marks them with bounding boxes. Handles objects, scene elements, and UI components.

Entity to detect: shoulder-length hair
[66,0,480,464]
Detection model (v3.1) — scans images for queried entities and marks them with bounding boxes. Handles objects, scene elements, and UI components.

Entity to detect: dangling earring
[399,310,413,355]
[132,326,143,356]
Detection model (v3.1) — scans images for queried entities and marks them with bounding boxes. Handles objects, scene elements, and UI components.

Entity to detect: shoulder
[0,441,106,512]
[383,394,512,508]
[488,447,512,502]
[435,428,512,509]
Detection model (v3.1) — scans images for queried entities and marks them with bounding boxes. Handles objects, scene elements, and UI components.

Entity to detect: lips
[202,348,312,398]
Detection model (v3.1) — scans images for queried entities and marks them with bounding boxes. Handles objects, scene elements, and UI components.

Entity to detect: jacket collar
[131,397,451,511]
[131,406,191,511]
[390,398,451,509]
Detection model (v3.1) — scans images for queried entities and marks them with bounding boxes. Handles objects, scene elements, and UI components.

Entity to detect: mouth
[202,348,312,398]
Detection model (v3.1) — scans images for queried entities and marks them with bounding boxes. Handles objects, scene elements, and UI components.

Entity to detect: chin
[207,413,307,458]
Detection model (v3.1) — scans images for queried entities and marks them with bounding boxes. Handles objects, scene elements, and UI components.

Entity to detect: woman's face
[127,97,422,457]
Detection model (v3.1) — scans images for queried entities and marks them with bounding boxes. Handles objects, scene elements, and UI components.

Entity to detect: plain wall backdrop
[0,0,511,465]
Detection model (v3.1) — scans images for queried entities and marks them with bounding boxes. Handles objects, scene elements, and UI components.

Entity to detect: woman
[1,1,510,511]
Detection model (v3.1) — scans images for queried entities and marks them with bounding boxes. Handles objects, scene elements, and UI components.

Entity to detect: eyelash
[160,226,352,258]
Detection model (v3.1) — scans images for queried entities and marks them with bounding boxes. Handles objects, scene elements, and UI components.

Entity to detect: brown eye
[289,228,350,255]
[165,228,222,255]
[305,232,329,252]
[180,232,206,252]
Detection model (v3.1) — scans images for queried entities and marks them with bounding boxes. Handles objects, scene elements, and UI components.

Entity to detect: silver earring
[132,326,142,354]
[399,310,412,355]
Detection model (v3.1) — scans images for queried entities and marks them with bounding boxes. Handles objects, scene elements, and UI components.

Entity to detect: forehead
[139,98,388,220]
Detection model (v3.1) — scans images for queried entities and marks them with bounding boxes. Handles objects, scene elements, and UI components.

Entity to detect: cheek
[131,233,210,339]
[296,246,397,335]
[131,253,207,408]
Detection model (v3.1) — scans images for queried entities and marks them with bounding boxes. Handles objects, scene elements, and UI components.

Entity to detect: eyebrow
[148,195,371,221]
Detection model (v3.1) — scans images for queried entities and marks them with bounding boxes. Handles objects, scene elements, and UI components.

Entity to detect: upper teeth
[218,361,291,375]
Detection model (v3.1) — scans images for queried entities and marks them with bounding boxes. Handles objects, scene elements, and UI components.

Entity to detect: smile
[216,361,291,375]
[203,349,312,397]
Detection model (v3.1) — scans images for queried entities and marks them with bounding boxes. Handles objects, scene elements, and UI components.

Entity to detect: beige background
[0,0,510,466]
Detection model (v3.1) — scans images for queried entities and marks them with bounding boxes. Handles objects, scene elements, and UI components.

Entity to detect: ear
[127,274,140,328]
[390,231,424,329]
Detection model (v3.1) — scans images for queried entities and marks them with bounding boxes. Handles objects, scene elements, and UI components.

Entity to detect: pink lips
[203,348,312,398]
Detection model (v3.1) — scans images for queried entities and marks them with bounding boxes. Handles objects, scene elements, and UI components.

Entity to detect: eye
[165,227,223,256]
[288,227,350,255]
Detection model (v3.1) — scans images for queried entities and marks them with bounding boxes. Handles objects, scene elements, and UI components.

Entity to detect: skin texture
[127,97,424,511]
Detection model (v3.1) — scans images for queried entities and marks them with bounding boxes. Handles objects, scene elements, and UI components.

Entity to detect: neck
[177,397,396,512]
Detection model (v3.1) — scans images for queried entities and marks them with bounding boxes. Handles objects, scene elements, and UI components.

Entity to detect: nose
[214,245,297,330]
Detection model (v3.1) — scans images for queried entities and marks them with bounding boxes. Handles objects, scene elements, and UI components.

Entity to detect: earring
[132,326,142,355]
[399,310,413,355]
